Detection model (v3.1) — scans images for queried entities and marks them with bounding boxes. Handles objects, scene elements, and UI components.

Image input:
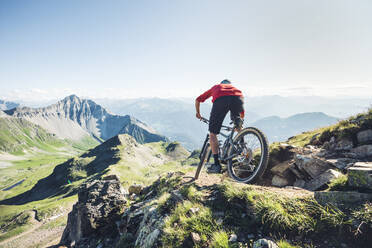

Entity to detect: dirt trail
[0,210,42,247]
[184,171,313,198]
[0,211,67,248]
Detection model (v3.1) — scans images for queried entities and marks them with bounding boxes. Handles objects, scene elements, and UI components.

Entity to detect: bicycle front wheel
[227,127,269,183]
[194,143,211,179]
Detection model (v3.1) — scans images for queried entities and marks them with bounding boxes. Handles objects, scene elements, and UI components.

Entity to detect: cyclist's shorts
[209,95,244,134]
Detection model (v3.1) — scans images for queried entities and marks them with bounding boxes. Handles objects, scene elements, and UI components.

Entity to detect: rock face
[60,175,127,247]
[5,95,167,143]
[304,169,342,191]
[352,145,372,158]
[357,129,372,144]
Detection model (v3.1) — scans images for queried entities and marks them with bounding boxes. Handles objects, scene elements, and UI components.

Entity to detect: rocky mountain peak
[0,99,19,111]
[4,95,167,143]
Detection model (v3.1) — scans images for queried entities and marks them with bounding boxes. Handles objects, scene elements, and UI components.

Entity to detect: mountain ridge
[252,112,339,142]
[5,95,167,144]
[0,100,19,111]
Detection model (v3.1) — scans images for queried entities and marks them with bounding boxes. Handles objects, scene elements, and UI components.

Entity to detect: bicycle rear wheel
[227,127,269,183]
[194,143,211,179]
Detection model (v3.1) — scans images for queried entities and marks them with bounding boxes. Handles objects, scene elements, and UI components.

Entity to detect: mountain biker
[195,79,244,173]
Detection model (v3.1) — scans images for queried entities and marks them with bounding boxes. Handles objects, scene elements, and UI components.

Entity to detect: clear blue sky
[0,0,371,101]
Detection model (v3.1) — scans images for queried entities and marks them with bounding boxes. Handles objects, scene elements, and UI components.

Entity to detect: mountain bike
[194,117,269,183]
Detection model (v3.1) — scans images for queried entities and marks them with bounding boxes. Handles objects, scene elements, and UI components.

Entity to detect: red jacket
[196,84,243,103]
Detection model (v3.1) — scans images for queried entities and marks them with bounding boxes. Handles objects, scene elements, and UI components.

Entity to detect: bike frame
[199,118,237,164]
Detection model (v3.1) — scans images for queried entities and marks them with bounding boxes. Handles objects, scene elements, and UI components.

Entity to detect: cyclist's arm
[195,100,201,119]
[195,86,214,119]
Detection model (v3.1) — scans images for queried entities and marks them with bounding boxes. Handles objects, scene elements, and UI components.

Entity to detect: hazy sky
[0,0,371,101]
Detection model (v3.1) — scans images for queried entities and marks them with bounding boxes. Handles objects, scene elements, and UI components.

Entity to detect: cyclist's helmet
[221,79,231,84]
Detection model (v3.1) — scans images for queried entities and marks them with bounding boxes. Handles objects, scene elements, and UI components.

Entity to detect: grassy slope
[0,118,99,242]
[0,117,64,155]
[0,116,99,155]
[0,135,194,243]
[130,173,371,248]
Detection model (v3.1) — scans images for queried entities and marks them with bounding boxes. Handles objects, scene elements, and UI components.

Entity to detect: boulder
[295,154,332,179]
[351,145,372,158]
[353,161,372,168]
[347,163,372,190]
[288,164,305,179]
[326,158,357,170]
[229,234,238,242]
[315,191,372,206]
[60,176,127,247]
[191,232,201,244]
[129,184,144,195]
[357,129,372,144]
[253,239,279,248]
[293,179,306,188]
[270,160,292,176]
[272,175,291,187]
[335,139,353,151]
[304,169,342,191]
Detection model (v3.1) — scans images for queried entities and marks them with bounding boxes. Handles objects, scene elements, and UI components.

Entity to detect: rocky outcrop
[357,129,372,144]
[165,142,191,159]
[60,175,127,247]
[269,131,372,191]
[5,95,167,143]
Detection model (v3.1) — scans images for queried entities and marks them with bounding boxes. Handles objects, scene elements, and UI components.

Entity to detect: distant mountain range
[0,100,19,111]
[252,112,339,142]
[95,98,342,149]
[2,95,367,150]
[95,98,265,149]
[4,95,167,144]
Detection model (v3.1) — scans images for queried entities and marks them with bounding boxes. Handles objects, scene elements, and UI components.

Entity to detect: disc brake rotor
[235,146,255,172]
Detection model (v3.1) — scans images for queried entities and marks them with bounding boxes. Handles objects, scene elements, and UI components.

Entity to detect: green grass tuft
[277,240,300,248]
[211,231,229,248]
[327,174,349,191]
[162,201,218,247]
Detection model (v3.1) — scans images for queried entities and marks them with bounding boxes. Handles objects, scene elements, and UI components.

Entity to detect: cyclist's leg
[209,96,230,138]
[229,96,244,130]
[208,97,229,173]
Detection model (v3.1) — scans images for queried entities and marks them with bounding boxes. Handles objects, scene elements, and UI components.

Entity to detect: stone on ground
[253,238,279,248]
[272,175,291,187]
[304,169,342,191]
[128,184,144,195]
[326,158,357,170]
[295,154,332,179]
